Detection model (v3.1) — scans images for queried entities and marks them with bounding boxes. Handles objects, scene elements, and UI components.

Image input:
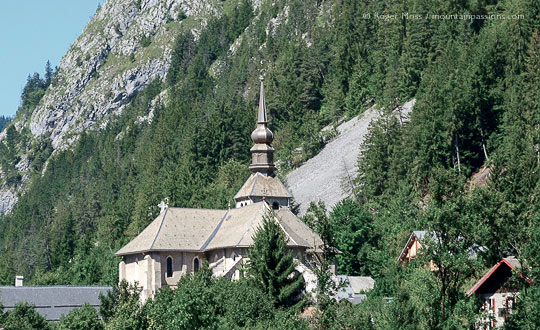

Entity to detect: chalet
[467,257,526,328]
[397,231,430,264]
[398,230,482,266]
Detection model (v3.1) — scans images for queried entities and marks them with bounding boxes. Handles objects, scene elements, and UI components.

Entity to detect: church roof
[234,172,293,200]
[115,208,226,255]
[115,202,322,256]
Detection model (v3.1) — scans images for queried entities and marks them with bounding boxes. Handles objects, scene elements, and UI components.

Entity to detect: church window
[272,201,280,210]
[193,257,200,273]
[166,257,173,277]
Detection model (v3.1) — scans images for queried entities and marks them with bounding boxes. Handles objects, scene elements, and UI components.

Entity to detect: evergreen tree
[45,60,53,86]
[0,303,50,330]
[58,304,103,330]
[247,212,304,308]
[0,116,11,132]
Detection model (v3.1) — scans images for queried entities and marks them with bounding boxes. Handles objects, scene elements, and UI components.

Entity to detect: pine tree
[247,212,304,308]
[45,60,53,86]
[0,116,10,132]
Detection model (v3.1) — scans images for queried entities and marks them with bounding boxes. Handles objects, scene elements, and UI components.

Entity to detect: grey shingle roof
[0,286,111,321]
[347,276,375,293]
[234,172,293,200]
[116,202,323,256]
[336,275,371,305]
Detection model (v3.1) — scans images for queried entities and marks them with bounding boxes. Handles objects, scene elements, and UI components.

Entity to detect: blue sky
[0,1,101,117]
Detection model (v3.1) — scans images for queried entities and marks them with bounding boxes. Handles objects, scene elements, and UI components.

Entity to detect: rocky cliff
[29,0,219,149]
[0,0,223,214]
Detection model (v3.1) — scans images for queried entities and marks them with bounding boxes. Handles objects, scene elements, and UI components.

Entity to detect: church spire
[249,78,276,175]
[258,79,267,123]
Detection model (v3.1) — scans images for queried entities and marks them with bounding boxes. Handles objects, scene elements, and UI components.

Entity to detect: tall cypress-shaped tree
[247,212,304,308]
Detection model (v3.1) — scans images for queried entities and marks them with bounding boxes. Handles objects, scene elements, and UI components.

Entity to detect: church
[116,80,325,301]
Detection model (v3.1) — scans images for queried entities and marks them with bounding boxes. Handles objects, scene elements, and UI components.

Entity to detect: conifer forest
[1,0,540,328]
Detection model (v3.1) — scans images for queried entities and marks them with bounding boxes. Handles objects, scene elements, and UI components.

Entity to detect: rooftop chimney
[15,275,23,287]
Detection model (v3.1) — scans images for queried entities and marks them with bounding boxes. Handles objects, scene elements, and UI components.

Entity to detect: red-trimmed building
[467,257,526,328]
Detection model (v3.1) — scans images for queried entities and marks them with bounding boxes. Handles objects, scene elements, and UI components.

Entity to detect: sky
[0,1,102,117]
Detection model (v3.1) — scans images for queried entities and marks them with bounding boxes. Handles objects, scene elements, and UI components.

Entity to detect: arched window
[166,257,173,278]
[193,257,200,273]
[272,201,280,210]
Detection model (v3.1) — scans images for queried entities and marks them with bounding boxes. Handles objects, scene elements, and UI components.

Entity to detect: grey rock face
[0,0,220,215]
[28,0,216,150]
[0,187,16,216]
[286,100,415,215]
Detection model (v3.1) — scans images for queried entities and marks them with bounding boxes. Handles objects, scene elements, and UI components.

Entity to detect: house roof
[0,286,111,321]
[397,230,483,262]
[234,172,293,200]
[348,276,375,293]
[397,231,432,262]
[466,257,525,297]
[116,202,322,256]
[336,275,372,304]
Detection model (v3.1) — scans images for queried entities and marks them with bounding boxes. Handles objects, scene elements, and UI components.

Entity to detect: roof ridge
[273,175,294,197]
[276,209,313,246]
[166,207,227,211]
[249,173,259,196]
[276,216,298,245]
[200,210,230,250]
[236,203,265,245]
[150,207,169,250]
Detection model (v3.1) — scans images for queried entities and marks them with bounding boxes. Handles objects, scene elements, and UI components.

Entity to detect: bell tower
[249,79,276,175]
[233,78,292,209]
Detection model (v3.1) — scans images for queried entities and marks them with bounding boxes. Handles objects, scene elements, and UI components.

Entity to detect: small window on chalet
[193,258,200,273]
[272,202,280,210]
[166,257,173,278]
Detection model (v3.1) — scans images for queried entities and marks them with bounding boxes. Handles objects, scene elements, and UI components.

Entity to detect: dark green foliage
[16,61,55,119]
[96,275,307,329]
[101,281,146,329]
[305,200,378,276]
[139,35,151,48]
[177,9,187,21]
[0,303,50,330]
[1,0,540,328]
[215,278,275,328]
[247,213,305,308]
[504,286,540,330]
[0,116,11,132]
[58,304,103,330]
[330,200,377,276]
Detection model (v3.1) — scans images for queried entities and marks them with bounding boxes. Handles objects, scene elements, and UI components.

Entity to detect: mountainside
[28,0,220,148]
[0,4,540,327]
[0,0,223,215]
[287,99,415,215]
